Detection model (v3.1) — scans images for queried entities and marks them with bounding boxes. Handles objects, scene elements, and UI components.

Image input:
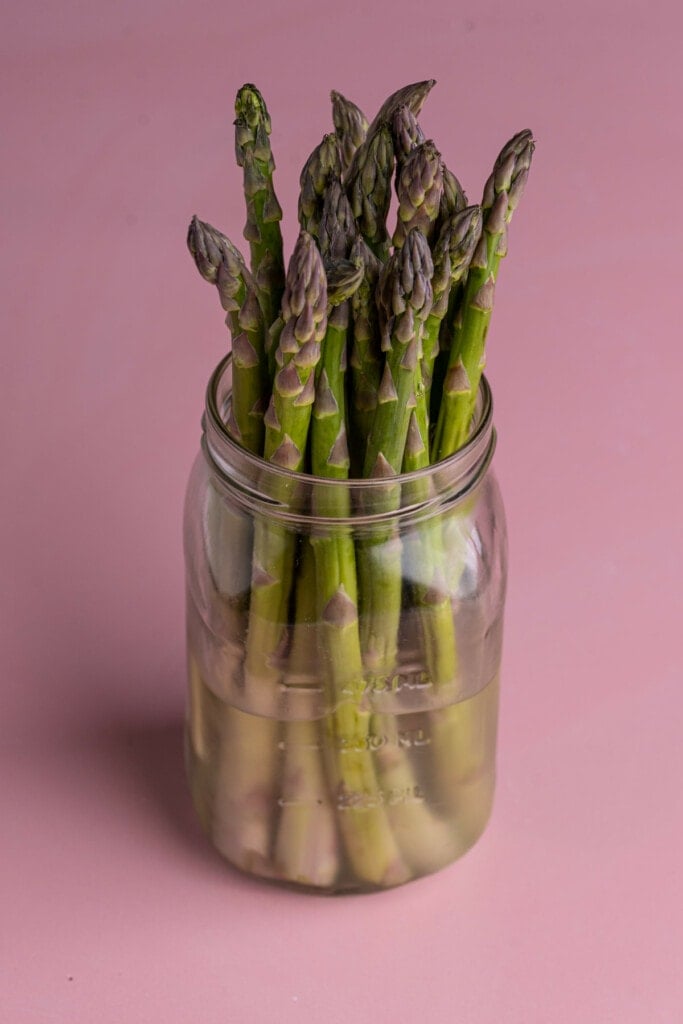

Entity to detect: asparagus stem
[400,410,458,687]
[311,498,410,886]
[186,655,279,876]
[308,229,409,885]
[234,84,286,332]
[187,216,268,454]
[363,229,434,478]
[358,230,434,679]
[432,129,534,461]
[275,541,339,887]
[418,206,483,437]
[348,236,383,468]
[372,712,460,873]
[399,212,488,816]
[245,233,327,694]
[331,90,369,180]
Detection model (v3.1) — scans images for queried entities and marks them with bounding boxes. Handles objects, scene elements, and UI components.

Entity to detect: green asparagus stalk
[245,232,327,697]
[364,229,434,477]
[267,174,352,382]
[331,91,368,179]
[348,236,383,467]
[371,711,460,874]
[298,133,342,239]
[418,206,483,428]
[275,541,340,887]
[268,145,347,380]
[201,232,325,874]
[187,216,268,454]
[234,84,285,331]
[432,129,534,461]
[310,249,410,886]
[358,230,434,681]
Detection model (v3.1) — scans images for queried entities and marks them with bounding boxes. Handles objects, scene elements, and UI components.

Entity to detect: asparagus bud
[298,133,342,238]
[331,90,369,179]
[392,103,425,161]
[347,123,395,261]
[368,79,436,134]
[440,164,468,220]
[392,140,444,249]
[318,179,357,261]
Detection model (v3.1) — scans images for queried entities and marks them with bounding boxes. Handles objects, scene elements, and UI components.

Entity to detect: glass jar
[183,356,507,893]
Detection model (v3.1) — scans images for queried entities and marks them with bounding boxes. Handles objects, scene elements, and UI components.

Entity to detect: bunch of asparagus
[186,80,533,889]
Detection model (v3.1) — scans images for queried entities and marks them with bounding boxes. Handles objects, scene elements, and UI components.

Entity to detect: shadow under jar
[183,356,507,893]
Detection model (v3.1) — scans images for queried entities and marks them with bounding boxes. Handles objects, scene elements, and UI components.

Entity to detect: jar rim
[203,355,496,521]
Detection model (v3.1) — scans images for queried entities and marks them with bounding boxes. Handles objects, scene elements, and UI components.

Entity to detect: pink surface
[2,1,682,1020]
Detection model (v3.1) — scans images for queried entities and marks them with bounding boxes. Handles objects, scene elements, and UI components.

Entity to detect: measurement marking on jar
[336,784,426,810]
[278,728,431,753]
[357,670,434,694]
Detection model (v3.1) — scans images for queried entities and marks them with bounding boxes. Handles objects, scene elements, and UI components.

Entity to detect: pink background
[2,1,681,1020]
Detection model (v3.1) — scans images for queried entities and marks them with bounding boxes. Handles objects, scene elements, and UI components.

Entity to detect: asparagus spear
[298,133,342,239]
[273,221,365,885]
[245,232,327,695]
[358,230,434,680]
[432,129,534,461]
[418,206,483,431]
[186,216,268,454]
[234,84,286,332]
[348,236,383,466]
[262,234,327,466]
[331,91,368,179]
[268,172,351,381]
[200,233,325,874]
[364,229,434,477]
[392,140,444,249]
[275,541,339,888]
[310,238,410,886]
[398,215,481,693]
[269,138,346,381]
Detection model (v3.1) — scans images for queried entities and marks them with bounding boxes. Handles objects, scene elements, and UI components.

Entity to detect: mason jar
[183,355,507,893]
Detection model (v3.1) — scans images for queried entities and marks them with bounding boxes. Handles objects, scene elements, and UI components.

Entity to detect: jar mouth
[203,355,496,522]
